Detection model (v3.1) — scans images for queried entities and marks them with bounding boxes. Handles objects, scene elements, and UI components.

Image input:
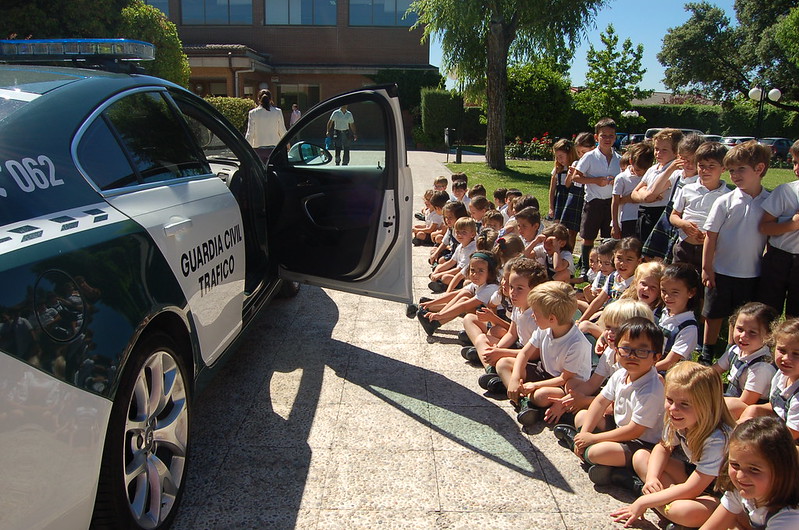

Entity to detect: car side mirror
[288,141,333,166]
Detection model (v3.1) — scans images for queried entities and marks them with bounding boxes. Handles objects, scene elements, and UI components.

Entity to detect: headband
[471,252,496,268]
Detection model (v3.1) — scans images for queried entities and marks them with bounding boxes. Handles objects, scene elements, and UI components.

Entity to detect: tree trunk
[485,20,509,170]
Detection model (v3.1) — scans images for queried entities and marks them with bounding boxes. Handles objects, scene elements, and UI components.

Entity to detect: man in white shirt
[326,105,357,165]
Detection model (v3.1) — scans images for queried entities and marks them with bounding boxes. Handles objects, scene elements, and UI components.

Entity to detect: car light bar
[0,38,155,61]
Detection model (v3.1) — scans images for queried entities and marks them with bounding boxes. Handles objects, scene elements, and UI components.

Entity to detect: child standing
[549,139,577,221]
[570,318,666,490]
[739,318,799,441]
[670,142,731,271]
[572,119,622,278]
[700,416,799,529]
[712,303,778,420]
[611,362,735,529]
[498,282,592,427]
[700,141,772,365]
[656,263,701,373]
[613,143,654,239]
[560,132,597,250]
[758,139,799,318]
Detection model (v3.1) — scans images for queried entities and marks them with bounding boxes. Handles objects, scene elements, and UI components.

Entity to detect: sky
[428,0,737,92]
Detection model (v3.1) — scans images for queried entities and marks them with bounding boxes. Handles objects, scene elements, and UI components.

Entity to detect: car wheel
[91,333,191,530]
[277,279,301,298]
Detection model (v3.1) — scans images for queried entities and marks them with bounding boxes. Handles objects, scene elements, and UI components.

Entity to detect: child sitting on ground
[428,201,468,265]
[619,261,664,314]
[495,281,592,427]
[429,217,477,292]
[468,196,492,227]
[656,263,701,373]
[531,223,575,282]
[579,239,617,311]
[413,189,449,246]
[446,227,500,295]
[417,252,500,337]
[482,209,504,232]
[452,179,469,206]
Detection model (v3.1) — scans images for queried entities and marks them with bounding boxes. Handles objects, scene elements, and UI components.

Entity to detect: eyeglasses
[616,346,658,359]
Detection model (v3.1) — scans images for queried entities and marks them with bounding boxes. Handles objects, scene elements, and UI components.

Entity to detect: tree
[410,0,606,170]
[573,24,651,125]
[0,0,128,39]
[658,1,799,112]
[505,62,572,139]
[118,0,191,87]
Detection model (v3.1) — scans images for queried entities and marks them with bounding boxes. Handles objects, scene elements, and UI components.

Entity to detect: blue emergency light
[0,38,155,62]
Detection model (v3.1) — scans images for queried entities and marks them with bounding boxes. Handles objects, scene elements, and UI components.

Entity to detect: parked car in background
[758,137,793,160]
[702,134,723,143]
[721,136,755,149]
[644,127,705,139]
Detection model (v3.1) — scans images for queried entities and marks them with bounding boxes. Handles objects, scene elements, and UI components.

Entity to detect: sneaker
[428,280,447,293]
[460,346,480,364]
[417,310,441,336]
[414,212,425,221]
[412,237,423,246]
[516,397,540,426]
[486,377,507,395]
[587,464,615,486]
[553,424,578,451]
[588,466,644,496]
[457,330,472,346]
[477,372,495,389]
[419,296,433,304]
[405,303,419,318]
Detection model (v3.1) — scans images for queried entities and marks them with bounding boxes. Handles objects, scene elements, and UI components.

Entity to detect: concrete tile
[433,449,553,512]
[262,364,346,410]
[322,449,439,512]
[330,401,432,451]
[173,507,320,529]
[316,509,439,529]
[437,511,567,529]
[353,318,420,344]
[236,401,340,450]
[428,404,535,456]
[424,368,499,408]
[562,511,662,529]
[180,442,229,508]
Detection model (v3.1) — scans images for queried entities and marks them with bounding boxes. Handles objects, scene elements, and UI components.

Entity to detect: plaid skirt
[559,185,585,232]
[553,184,569,221]
[642,203,677,260]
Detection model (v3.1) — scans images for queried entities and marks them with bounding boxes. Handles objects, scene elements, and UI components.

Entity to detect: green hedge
[419,89,486,148]
[204,96,256,134]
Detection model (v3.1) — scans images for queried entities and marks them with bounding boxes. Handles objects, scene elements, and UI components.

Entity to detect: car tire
[277,279,301,298]
[91,332,191,530]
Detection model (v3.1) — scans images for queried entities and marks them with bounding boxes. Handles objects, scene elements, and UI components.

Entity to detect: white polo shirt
[658,309,698,359]
[529,323,592,381]
[512,306,538,345]
[575,147,621,202]
[600,367,665,444]
[716,344,775,398]
[612,168,643,222]
[770,372,799,432]
[703,187,770,278]
[466,282,499,305]
[760,180,799,253]
[452,240,477,271]
[594,346,620,380]
[638,160,675,208]
[668,425,731,476]
[672,180,732,241]
[721,490,799,529]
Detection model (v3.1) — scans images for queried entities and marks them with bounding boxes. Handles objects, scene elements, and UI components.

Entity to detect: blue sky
[428,0,737,92]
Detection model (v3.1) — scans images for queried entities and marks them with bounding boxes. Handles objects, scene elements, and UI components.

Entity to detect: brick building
[147,0,435,117]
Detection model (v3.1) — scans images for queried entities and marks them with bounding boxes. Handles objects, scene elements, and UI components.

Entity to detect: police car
[0,39,411,530]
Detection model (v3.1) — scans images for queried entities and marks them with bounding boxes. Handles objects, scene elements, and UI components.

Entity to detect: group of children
[408,120,799,528]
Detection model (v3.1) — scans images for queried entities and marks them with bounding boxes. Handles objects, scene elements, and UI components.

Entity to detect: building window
[349,0,416,26]
[277,84,321,112]
[182,0,253,24]
[144,0,170,15]
[265,0,337,25]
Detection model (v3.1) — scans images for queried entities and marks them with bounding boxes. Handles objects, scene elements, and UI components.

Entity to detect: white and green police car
[0,39,411,530]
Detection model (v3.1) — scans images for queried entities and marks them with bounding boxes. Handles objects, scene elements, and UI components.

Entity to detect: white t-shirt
[600,367,665,444]
[638,160,675,208]
[716,344,775,398]
[612,168,643,222]
[533,245,576,276]
[721,489,799,529]
[769,372,799,432]
[512,306,537,345]
[703,187,770,278]
[668,425,731,476]
[760,180,799,253]
[529,324,592,381]
[452,240,477,271]
[575,147,621,202]
[602,272,634,301]
[594,347,620,380]
[426,210,443,228]
[329,108,354,131]
[466,282,499,305]
[672,180,732,241]
[658,309,698,359]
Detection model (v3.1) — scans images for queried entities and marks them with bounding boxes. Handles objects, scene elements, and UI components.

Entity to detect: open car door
[266,85,412,304]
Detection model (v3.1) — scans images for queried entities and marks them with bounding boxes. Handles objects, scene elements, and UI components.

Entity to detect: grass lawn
[445,158,797,205]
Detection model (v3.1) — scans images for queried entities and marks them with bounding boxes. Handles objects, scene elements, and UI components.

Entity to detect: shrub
[204,96,256,133]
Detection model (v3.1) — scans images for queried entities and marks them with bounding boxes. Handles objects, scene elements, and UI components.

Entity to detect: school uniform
[593,346,620,380]
[600,366,665,445]
[671,180,731,268]
[529,324,592,382]
[465,282,499,306]
[758,180,799,317]
[575,148,621,241]
[716,344,775,400]
[451,240,477,272]
[612,168,642,237]
[552,168,569,220]
[560,162,585,232]
[769,372,799,433]
[636,161,674,243]
[702,187,770,320]
[532,244,576,279]
[512,306,537,345]
[642,170,698,260]
[658,309,698,359]
[668,425,731,478]
[602,272,634,302]
[721,490,799,529]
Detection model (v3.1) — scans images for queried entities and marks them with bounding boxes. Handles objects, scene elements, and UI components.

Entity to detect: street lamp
[748,86,781,140]
[621,110,640,148]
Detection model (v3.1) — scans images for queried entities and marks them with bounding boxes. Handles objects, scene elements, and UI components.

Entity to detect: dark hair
[616,316,664,358]
[506,188,523,199]
[483,209,504,226]
[728,302,779,342]
[575,132,596,148]
[470,251,499,284]
[695,141,727,165]
[430,190,450,209]
[724,140,772,178]
[595,117,617,133]
[662,263,702,311]
[451,172,468,183]
[716,416,799,511]
[468,184,487,198]
[596,238,619,257]
[616,236,642,258]
[492,234,525,265]
[469,195,492,212]
[514,194,539,212]
[258,89,273,109]
[442,200,468,219]
[627,141,654,170]
[493,187,508,202]
[514,206,541,228]
[678,133,704,156]
[543,223,571,251]
[475,227,498,251]
[452,180,468,191]
[509,257,549,289]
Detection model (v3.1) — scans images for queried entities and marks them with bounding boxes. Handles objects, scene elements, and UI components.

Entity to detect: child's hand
[507,378,523,402]
[642,477,663,495]
[573,431,595,457]
[595,335,608,354]
[702,268,716,289]
[610,499,647,527]
[482,346,503,365]
[520,381,538,396]
[683,221,703,240]
[544,399,568,424]
[475,306,496,323]
[612,226,621,239]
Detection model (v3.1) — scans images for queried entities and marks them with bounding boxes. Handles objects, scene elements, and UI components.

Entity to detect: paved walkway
[172,151,661,529]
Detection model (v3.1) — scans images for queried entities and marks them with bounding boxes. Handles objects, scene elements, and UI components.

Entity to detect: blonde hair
[527,281,577,325]
[652,128,683,152]
[598,299,655,329]
[620,261,664,307]
[454,217,477,234]
[663,362,734,462]
[724,140,772,179]
[552,138,578,173]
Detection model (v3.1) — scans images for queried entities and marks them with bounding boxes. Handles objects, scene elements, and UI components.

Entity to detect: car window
[77,91,211,191]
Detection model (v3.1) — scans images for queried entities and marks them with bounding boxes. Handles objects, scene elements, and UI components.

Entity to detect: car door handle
[163,218,193,237]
